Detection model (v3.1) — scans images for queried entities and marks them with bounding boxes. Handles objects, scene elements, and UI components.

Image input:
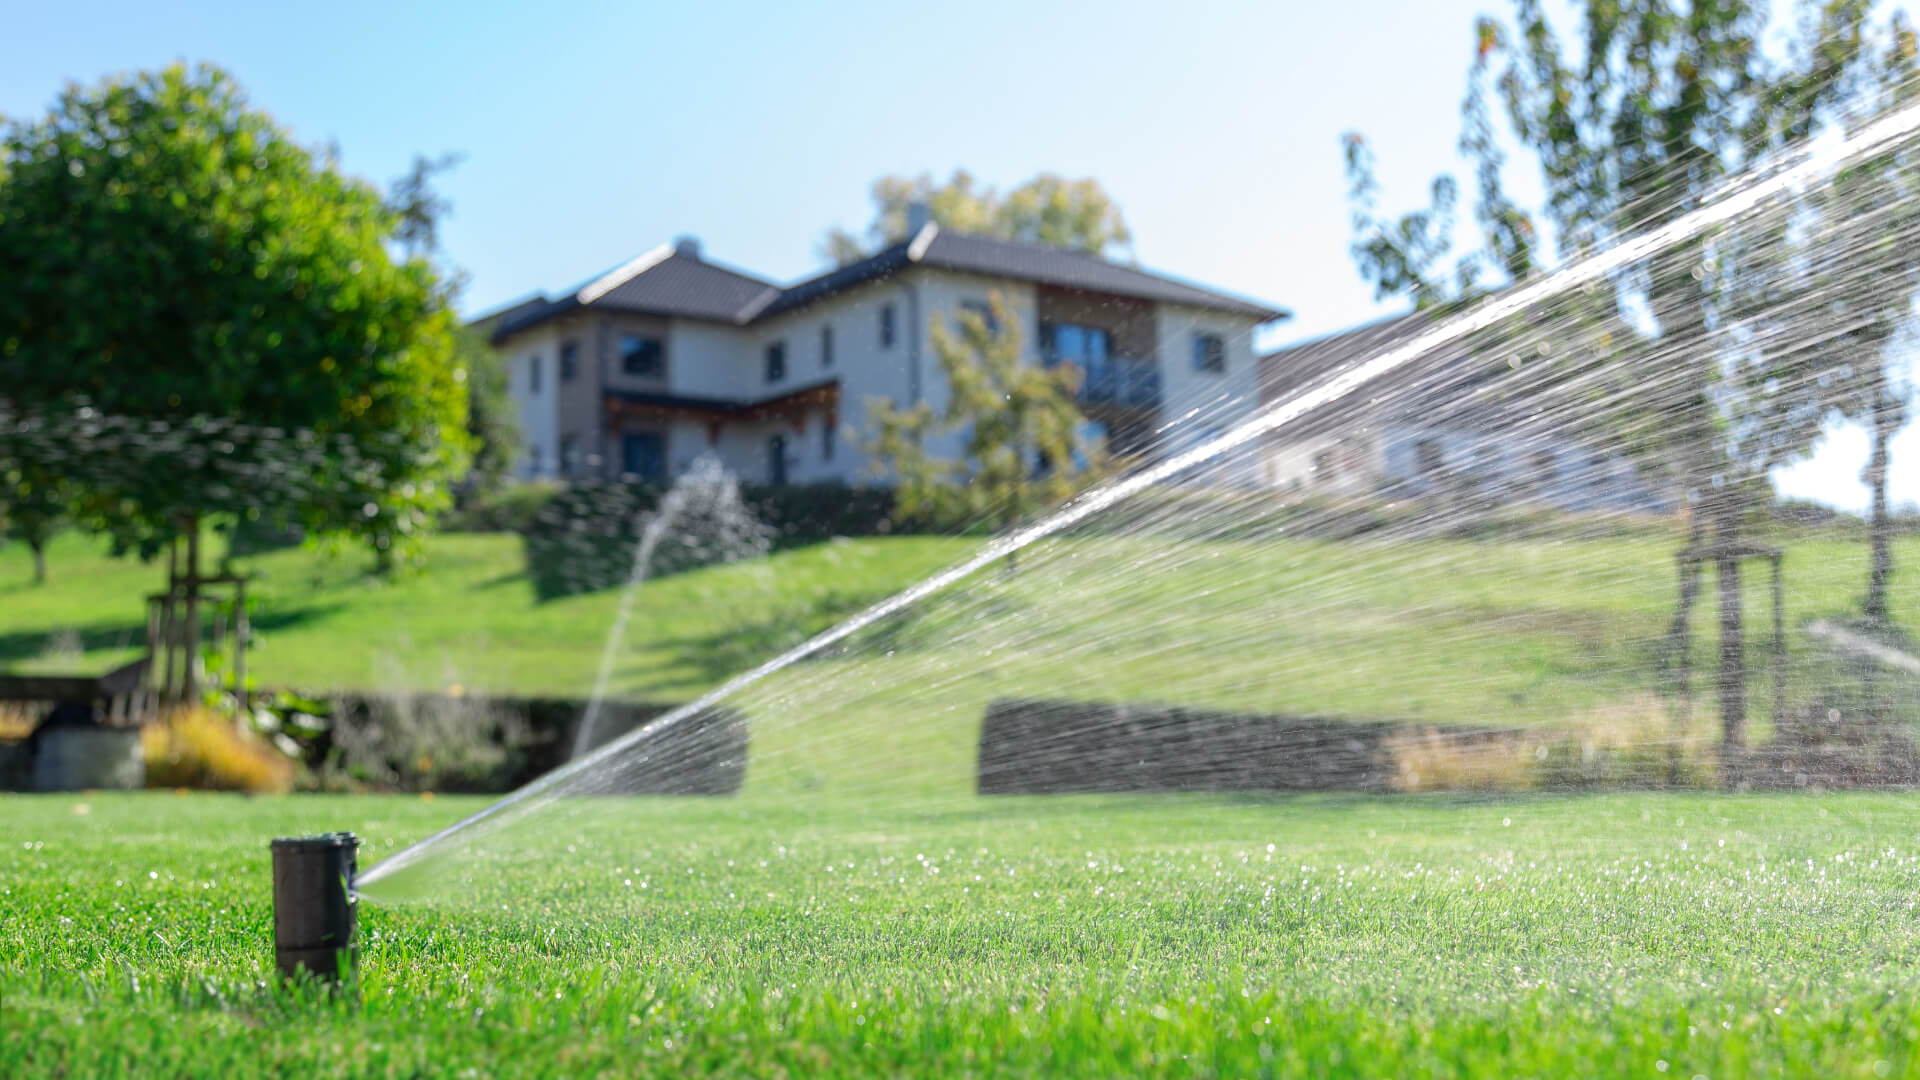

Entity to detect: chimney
[673,235,702,259]
[904,200,933,238]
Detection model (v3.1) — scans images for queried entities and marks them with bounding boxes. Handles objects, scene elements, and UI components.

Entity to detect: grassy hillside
[0,526,1910,755]
[0,531,971,700]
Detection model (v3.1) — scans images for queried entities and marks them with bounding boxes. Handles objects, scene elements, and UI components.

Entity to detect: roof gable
[491,228,1286,343]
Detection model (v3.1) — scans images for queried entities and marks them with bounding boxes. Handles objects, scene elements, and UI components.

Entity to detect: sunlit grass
[5,791,1920,1076]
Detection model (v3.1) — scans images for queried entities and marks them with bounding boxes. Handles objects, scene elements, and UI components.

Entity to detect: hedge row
[268,690,746,794]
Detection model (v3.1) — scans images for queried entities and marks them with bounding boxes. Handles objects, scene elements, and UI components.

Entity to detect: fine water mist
[359,93,1920,902]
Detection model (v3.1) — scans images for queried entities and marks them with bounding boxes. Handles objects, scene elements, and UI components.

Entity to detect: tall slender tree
[1343,0,1888,752]
[823,171,1133,266]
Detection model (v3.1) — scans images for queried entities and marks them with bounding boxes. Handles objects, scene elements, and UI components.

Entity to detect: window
[559,341,579,382]
[1041,320,1112,399]
[1533,448,1557,483]
[821,418,835,462]
[1192,332,1226,374]
[560,437,579,476]
[527,442,544,477]
[959,299,999,333]
[621,432,665,482]
[620,334,664,377]
[528,354,542,394]
[880,303,897,348]
[765,341,786,382]
[768,434,789,485]
[1415,438,1445,477]
[821,324,834,369]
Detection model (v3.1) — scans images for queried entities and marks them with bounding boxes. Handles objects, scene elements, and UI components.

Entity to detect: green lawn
[0,526,1914,761]
[6,790,1920,1076]
[0,531,971,700]
[7,527,1920,1073]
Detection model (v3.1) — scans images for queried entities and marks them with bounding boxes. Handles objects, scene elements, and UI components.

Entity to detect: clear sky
[2,0,1914,512]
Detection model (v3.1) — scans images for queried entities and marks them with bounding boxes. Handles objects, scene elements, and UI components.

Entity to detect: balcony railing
[1049,355,1162,410]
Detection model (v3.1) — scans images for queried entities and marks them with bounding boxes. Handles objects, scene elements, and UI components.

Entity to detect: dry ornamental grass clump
[141,707,295,794]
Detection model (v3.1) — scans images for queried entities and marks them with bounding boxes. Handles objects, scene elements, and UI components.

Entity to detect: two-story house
[485,215,1287,488]
[1257,310,1669,513]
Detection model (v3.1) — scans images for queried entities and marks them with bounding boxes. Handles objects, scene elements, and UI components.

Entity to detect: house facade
[485,222,1287,489]
[1257,311,1670,513]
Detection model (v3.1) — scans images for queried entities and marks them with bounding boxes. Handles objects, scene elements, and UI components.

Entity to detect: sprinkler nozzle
[270,832,359,982]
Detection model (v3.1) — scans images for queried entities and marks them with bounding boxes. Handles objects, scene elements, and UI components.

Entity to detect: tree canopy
[0,63,469,566]
[866,292,1105,536]
[1339,0,1905,749]
[822,170,1133,265]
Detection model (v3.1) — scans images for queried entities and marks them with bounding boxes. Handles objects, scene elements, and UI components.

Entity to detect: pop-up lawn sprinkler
[270,833,359,982]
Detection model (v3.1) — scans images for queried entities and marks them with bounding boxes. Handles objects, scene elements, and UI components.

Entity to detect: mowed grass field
[0,526,1914,741]
[5,791,1920,1076]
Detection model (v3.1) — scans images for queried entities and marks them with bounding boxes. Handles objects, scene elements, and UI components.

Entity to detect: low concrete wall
[978,698,1404,794]
[302,692,748,795]
[30,725,145,792]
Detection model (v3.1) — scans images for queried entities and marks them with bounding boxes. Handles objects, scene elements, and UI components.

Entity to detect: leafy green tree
[0,459,64,584]
[453,321,520,500]
[373,150,520,504]
[823,171,1133,265]
[387,151,464,261]
[866,292,1104,551]
[1789,22,1920,623]
[1342,0,1889,751]
[0,64,467,613]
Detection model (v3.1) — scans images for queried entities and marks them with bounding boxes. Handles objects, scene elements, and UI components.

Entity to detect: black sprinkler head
[270,832,359,982]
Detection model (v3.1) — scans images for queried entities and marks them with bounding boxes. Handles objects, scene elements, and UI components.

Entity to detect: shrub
[443,480,565,533]
[1534,696,1716,790]
[1384,728,1542,793]
[143,707,295,793]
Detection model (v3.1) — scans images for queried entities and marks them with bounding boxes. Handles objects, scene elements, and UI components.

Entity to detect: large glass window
[879,303,896,348]
[1191,332,1226,374]
[528,354,542,394]
[559,341,579,382]
[765,341,787,382]
[620,335,664,377]
[621,432,665,482]
[1041,321,1112,396]
[821,324,834,369]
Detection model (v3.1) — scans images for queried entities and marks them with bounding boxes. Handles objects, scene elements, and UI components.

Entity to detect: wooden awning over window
[603,379,839,445]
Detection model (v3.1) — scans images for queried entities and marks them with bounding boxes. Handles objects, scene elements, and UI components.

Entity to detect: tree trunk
[1665,512,1706,700]
[181,516,202,702]
[28,538,46,585]
[1864,379,1896,624]
[1716,539,1745,752]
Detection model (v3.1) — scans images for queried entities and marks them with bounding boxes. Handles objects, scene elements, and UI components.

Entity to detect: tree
[374,151,520,504]
[387,151,464,261]
[2,464,65,585]
[453,321,520,499]
[822,171,1133,265]
[0,63,468,687]
[1807,21,1920,624]
[866,292,1105,552]
[1342,0,1888,754]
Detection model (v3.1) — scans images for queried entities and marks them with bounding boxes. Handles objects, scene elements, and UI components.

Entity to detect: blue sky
[2,0,1915,512]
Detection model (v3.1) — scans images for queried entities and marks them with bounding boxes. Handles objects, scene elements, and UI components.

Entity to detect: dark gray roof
[1259,310,1437,404]
[755,229,1288,322]
[1257,300,1569,434]
[492,228,1285,343]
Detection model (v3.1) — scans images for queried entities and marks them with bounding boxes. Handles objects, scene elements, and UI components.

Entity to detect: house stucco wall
[506,326,560,480]
[494,256,1274,492]
[1154,304,1263,486]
